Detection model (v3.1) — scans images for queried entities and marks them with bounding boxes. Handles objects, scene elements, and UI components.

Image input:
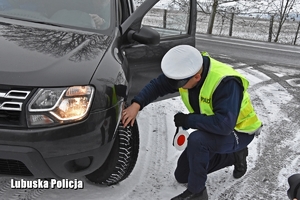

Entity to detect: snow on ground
[1,64,300,200]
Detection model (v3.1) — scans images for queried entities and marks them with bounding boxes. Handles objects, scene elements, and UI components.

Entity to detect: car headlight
[27,86,94,127]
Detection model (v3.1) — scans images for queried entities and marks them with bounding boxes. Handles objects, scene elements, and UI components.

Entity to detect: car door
[120,0,197,100]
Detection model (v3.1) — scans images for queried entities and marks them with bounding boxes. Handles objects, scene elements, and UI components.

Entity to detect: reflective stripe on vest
[179,54,262,134]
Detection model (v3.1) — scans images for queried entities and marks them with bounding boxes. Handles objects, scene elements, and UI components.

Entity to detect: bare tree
[168,0,240,34]
[272,0,296,42]
[195,0,240,34]
[206,0,219,34]
[134,0,300,45]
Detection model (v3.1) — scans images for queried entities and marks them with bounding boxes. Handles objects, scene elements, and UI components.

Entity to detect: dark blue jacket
[132,56,244,135]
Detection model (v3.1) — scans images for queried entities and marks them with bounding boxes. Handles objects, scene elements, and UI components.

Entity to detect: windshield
[0,0,111,30]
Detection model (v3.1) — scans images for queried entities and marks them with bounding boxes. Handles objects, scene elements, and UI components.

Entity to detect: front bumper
[0,105,120,179]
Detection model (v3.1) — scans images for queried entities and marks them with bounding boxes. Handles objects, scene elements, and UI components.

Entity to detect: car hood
[0,21,113,87]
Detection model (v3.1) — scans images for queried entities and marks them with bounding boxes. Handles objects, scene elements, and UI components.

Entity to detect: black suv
[0,0,196,185]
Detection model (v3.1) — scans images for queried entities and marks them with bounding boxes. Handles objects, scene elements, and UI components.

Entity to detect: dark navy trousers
[174,130,255,193]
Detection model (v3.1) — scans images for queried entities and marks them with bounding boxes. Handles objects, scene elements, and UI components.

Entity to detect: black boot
[233,147,248,179]
[171,187,208,200]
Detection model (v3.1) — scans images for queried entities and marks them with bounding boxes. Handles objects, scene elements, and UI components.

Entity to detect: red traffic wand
[172,127,189,151]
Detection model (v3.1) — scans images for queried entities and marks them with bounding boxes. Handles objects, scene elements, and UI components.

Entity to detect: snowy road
[1,57,300,200]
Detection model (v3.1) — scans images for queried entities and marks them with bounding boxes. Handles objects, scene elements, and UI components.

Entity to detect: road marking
[287,78,300,87]
[196,36,300,54]
[237,67,271,87]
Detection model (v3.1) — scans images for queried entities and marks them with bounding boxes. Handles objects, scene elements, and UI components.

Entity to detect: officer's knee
[188,131,204,147]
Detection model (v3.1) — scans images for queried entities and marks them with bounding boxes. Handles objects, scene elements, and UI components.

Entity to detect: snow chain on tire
[104,123,138,185]
[85,112,139,185]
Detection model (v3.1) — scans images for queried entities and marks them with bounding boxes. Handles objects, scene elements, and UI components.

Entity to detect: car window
[0,0,111,30]
[135,0,191,38]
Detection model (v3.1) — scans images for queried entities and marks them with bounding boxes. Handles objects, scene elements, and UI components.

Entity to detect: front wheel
[85,122,139,185]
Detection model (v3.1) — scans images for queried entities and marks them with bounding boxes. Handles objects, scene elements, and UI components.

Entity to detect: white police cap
[161,45,203,80]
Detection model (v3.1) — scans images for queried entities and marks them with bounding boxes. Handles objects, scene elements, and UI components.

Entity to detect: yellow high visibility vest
[179,53,262,134]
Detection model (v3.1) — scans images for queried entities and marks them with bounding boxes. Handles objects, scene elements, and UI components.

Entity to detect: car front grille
[0,159,33,176]
[0,86,34,127]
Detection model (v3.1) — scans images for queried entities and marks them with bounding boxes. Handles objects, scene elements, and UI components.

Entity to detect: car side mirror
[128,26,160,45]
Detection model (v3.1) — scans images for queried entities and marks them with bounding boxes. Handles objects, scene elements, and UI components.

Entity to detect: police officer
[122,45,262,200]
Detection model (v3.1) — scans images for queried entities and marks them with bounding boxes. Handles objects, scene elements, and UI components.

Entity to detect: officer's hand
[122,102,140,127]
[174,113,189,128]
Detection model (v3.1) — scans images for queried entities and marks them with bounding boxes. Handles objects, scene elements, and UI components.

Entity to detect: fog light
[74,157,92,169]
[29,115,54,126]
[65,157,92,172]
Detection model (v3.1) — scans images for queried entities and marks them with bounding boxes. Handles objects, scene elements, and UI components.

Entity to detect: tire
[85,121,139,185]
